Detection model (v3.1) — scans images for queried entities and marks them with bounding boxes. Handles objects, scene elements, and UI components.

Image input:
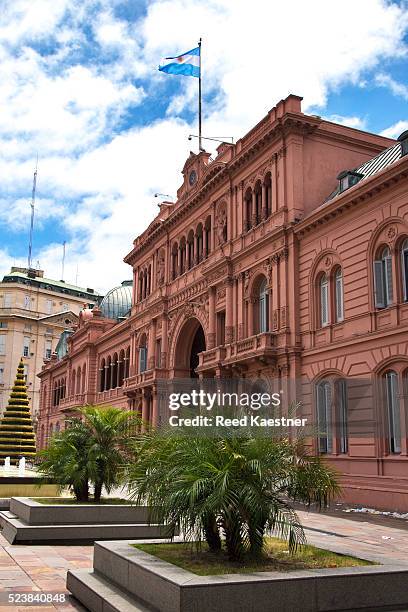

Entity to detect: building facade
[0,267,101,421]
[37,95,408,510]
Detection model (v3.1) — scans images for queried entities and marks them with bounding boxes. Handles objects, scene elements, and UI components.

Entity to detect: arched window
[258,278,269,333]
[76,366,81,394]
[316,380,332,453]
[384,371,401,454]
[334,268,344,322]
[205,216,211,256]
[139,336,147,374]
[71,370,76,396]
[187,230,195,269]
[82,365,86,393]
[172,243,178,279]
[320,274,329,327]
[196,223,203,263]
[245,189,252,231]
[264,173,272,218]
[374,246,393,308]
[401,239,408,301]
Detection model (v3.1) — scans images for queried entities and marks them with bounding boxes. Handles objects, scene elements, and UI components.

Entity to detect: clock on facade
[189,169,197,186]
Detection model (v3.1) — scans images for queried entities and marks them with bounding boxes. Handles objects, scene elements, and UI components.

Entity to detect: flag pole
[198,37,202,152]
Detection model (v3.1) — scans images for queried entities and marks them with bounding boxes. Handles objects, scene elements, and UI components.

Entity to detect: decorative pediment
[38,311,78,328]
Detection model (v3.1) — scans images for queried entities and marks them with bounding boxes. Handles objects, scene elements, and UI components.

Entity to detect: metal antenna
[61,241,66,281]
[27,156,38,270]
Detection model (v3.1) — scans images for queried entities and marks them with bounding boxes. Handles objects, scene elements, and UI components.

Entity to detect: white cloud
[0,0,407,293]
[324,115,368,130]
[380,119,408,139]
[375,73,408,100]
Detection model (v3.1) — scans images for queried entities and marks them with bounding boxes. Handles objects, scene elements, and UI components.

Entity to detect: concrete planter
[67,539,408,612]
[0,497,173,544]
[10,497,149,525]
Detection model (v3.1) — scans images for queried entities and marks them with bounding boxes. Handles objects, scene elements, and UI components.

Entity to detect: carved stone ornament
[216,204,227,245]
[157,249,165,286]
[387,226,397,240]
[324,256,333,269]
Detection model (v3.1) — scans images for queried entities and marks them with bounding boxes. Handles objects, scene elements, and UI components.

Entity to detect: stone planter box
[0,497,173,544]
[9,497,150,525]
[67,539,408,612]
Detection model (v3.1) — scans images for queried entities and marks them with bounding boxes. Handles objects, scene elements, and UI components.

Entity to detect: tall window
[0,335,5,355]
[374,246,393,308]
[259,278,269,333]
[316,380,332,453]
[384,371,401,454]
[401,239,408,302]
[3,293,12,307]
[139,344,147,373]
[23,336,30,357]
[320,274,329,327]
[46,299,53,314]
[24,295,31,309]
[0,366,4,384]
[23,364,28,383]
[336,379,348,454]
[45,340,52,360]
[334,268,344,322]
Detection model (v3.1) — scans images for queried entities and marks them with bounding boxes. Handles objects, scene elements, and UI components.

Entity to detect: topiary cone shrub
[0,359,36,465]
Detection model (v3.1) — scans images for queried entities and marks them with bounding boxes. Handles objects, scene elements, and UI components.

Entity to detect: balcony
[123,368,168,392]
[197,346,227,373]
[58,393,86,411]
[224,332,276,366]
[197,333,276,375]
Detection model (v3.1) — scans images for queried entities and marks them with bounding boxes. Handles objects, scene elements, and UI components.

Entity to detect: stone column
[272,155,278,213]
[104,365,109,391]
[208,287,216,349]
[261,183,267,220]
[161,314,168,368]
[251,190,257,227]
[148,319,156,370]
[141,389,149,428]
[237,273,244,339]
[225,279,234,343]
[248,299,254,337]
[151,386,159,427]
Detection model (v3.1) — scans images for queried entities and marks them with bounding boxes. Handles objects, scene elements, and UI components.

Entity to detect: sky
[0,0,408,294]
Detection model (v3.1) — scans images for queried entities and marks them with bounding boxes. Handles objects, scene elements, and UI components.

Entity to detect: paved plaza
[0,511,407,611]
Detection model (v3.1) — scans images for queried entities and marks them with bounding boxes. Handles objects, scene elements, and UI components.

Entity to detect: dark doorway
[189,325,206,377]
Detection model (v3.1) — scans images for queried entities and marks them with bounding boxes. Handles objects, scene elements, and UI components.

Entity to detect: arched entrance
[173,317,206,377]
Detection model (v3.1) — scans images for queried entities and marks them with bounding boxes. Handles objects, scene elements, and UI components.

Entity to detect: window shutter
[373,260,385,308]
[385,255,393,305]
[317,383,331,453]
[320,280,329,326]
[335,273,344,322]
[337,380,348,453]
[402,250,408,302]
[386,373,401,453]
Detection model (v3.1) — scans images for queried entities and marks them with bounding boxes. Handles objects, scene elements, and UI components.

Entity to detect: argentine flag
[159,46,200,78]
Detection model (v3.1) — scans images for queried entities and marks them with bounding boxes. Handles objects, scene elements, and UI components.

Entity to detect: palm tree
[36,418,92,501]
[37,406,140,502]
[80,406,139,502]
[128,431,340,561]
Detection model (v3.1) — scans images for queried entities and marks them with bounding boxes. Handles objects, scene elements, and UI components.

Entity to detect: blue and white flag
[159,46,200,78]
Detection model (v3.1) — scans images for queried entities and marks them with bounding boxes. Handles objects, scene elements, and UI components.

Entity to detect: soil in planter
[31,497,129,505]
[134,538,376,575]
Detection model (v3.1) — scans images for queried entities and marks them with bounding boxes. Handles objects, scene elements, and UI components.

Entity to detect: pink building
[38,95,408,511]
